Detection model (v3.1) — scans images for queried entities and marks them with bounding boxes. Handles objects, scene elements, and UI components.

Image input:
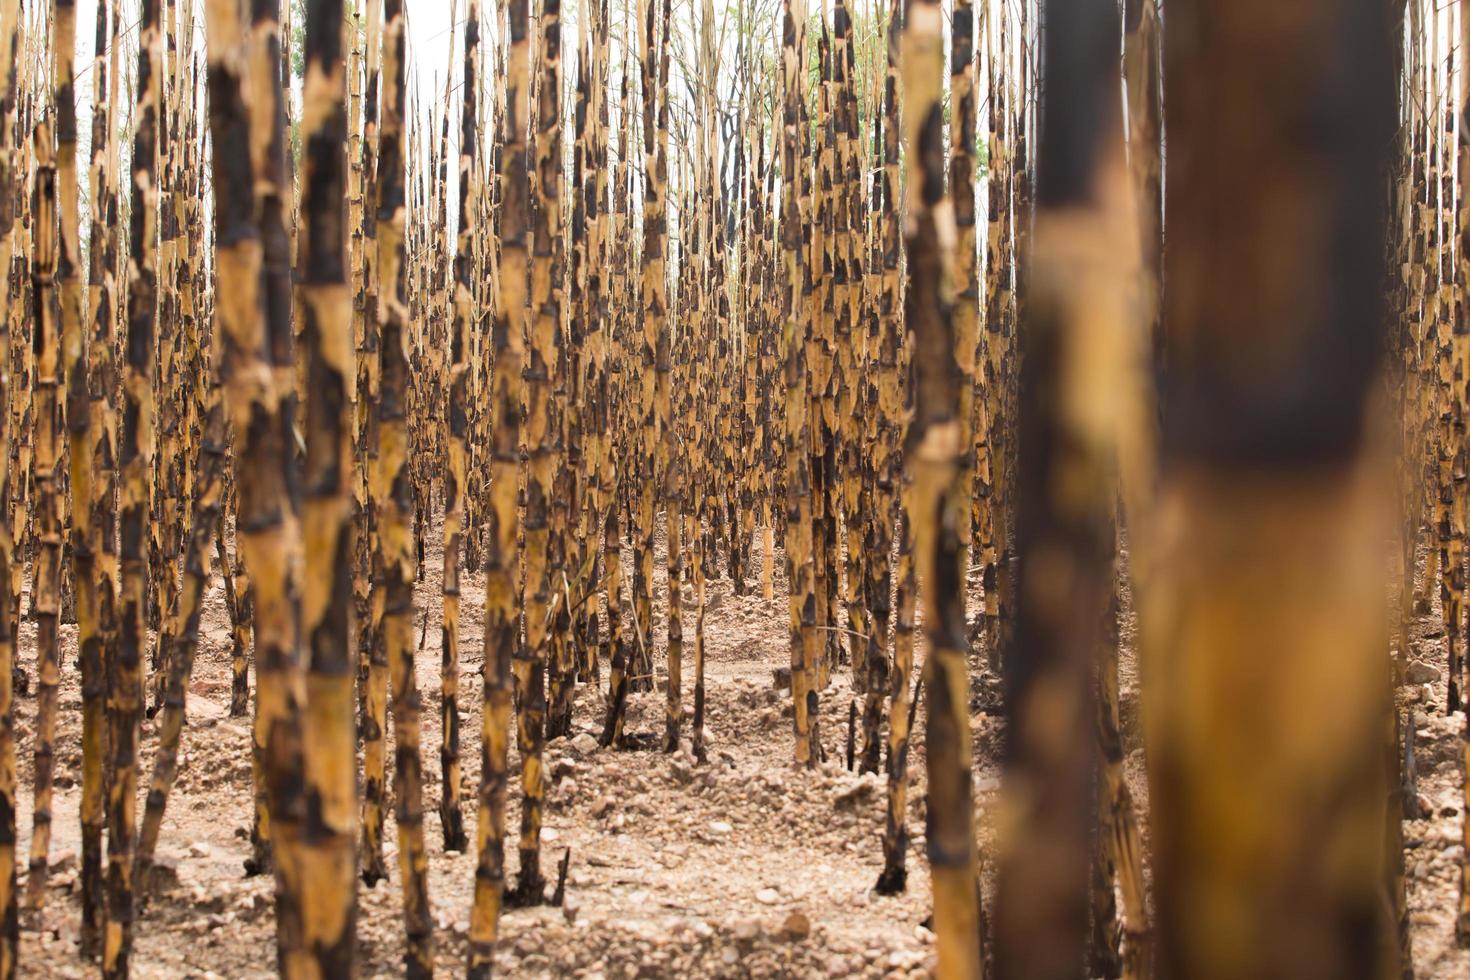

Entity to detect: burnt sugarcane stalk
[439,0,481,857]
[898,0,980,972]
[24,73,62,929]
[297,0,359,970]
[0,1,17,969]
[108,1,163,972]
[470,0,529,969]
[375,0,434,969]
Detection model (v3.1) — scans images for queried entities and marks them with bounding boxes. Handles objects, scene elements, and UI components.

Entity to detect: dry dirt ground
[7,513,1470,978]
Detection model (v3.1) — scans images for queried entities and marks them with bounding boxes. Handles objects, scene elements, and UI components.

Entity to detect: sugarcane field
[0,0,1466,976]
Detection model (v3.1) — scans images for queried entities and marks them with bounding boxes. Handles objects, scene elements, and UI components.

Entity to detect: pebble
[569,733,599,755]
[543,828,561,843]
[781,910,812,940]
[563,897,580,925]
[708,820,733,835]
[733,918,761,941]
[1405,660,1442,685]
[592,795,615,818]
[756,887,781,905]
[188,842,211,858]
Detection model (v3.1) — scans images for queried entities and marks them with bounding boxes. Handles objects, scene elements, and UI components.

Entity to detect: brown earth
[8,513,1469,978]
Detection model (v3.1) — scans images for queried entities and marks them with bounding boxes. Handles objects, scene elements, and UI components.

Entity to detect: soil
[7,514,1469,978]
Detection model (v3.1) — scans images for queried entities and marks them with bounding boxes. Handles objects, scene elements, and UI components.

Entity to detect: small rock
[543,827,560,843]
[781,910,812,940]
[569,733,599,756]
[188,842,211,859]
[562,897,580,925]
[828,956,851,978]
[550,756,579,780]
[1405,660,1442,685]
[733,918,761,941]
[708,820,733,836]
[592,796,615,818]
[756,887,781,905]
[692,919,714,939]
[1416,794,1434,818]
[559,778,579,799]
